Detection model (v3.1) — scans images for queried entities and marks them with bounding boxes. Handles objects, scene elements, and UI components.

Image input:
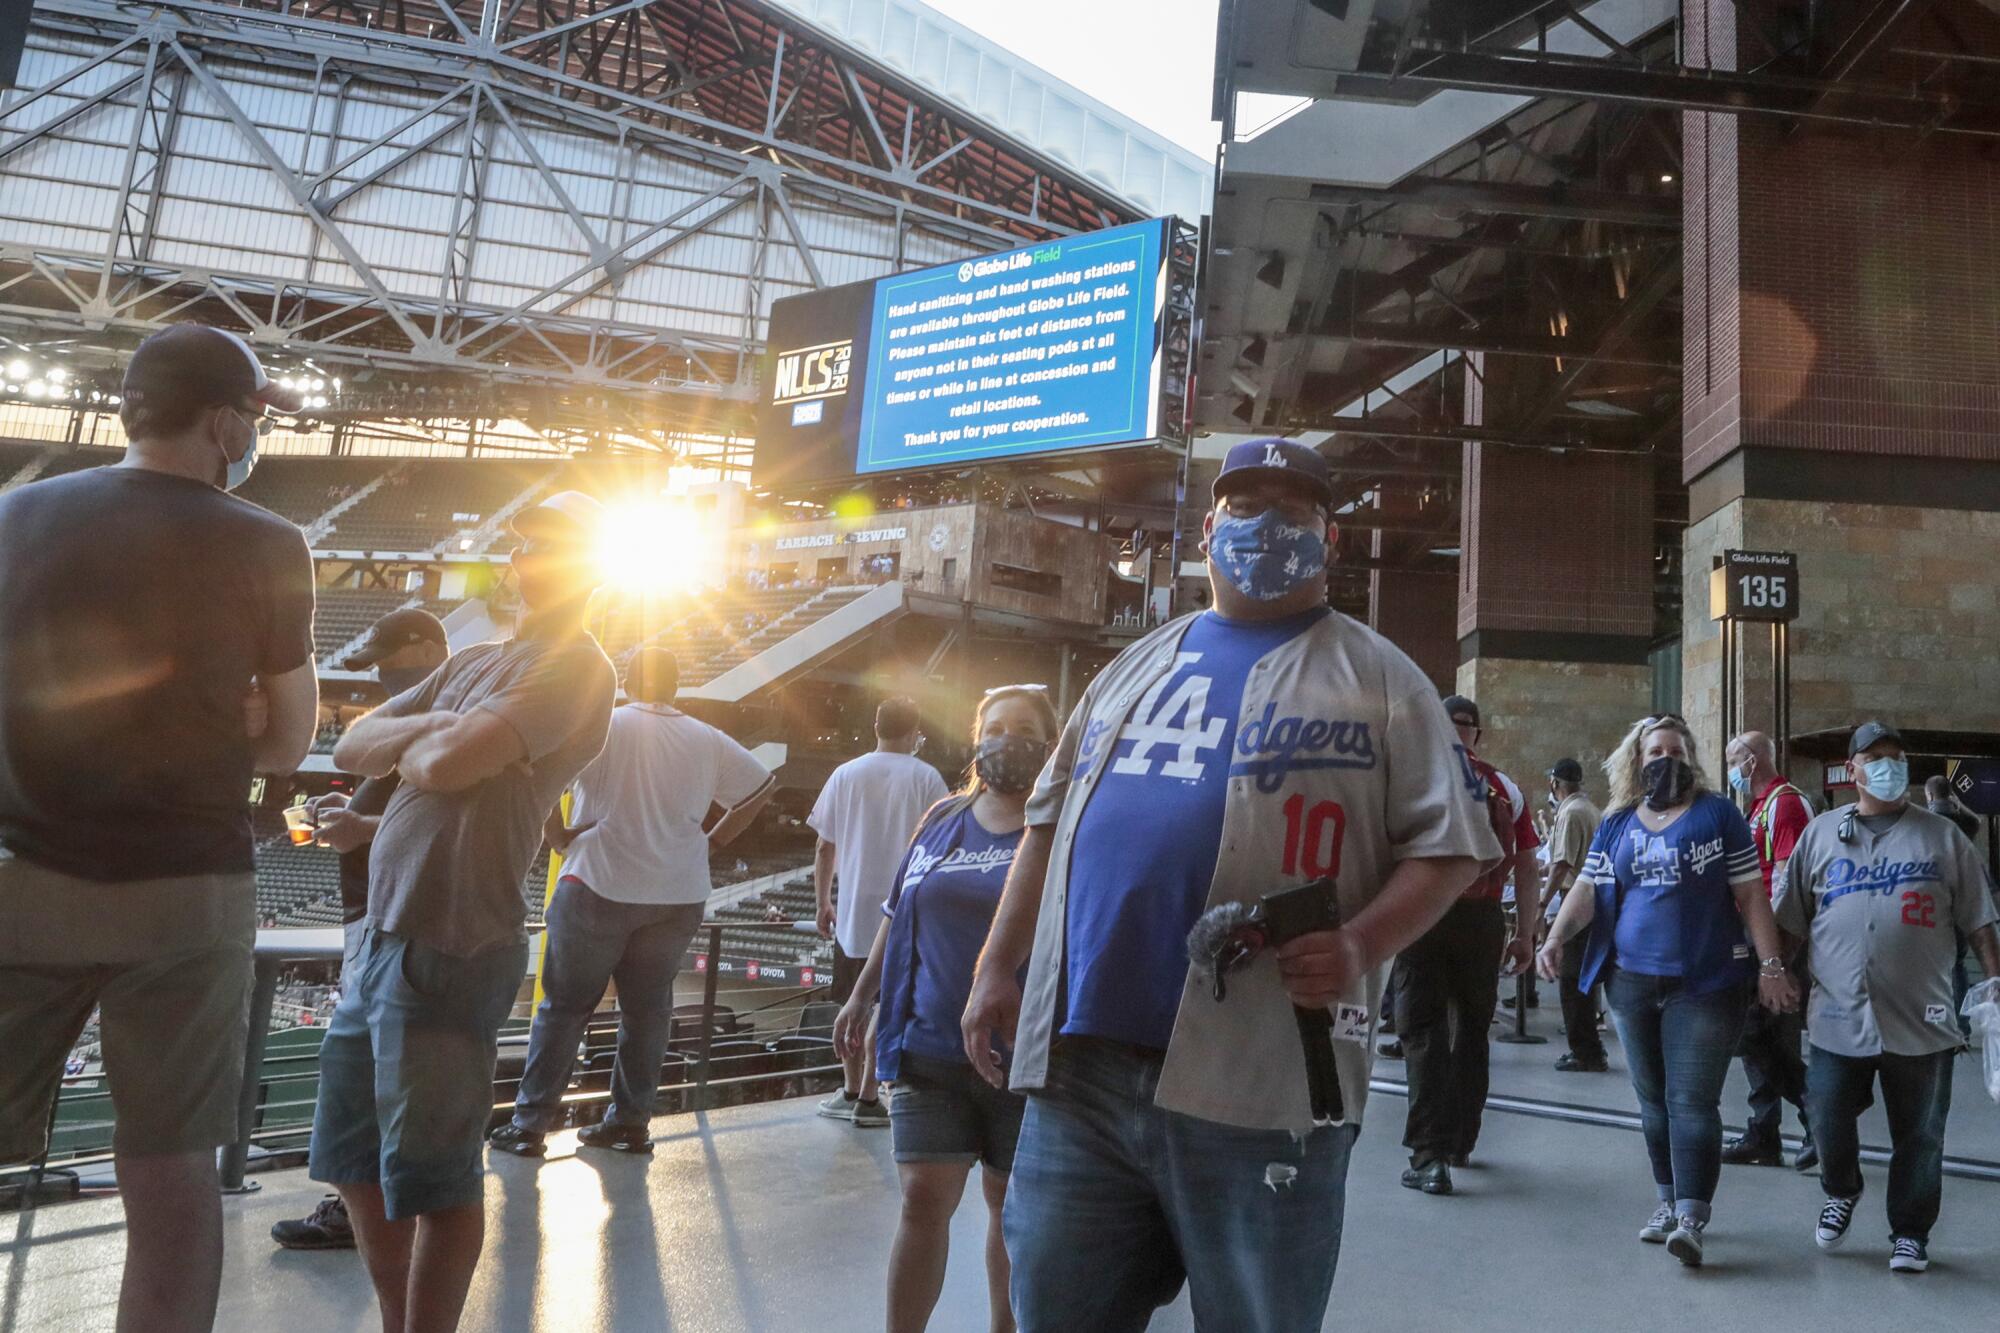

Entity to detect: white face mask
[1859,756,1909,802]
[218,407,258,491]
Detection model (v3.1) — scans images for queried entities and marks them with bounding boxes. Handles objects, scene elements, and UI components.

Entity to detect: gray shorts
[0,855,255,1162]
[890,1051,1026,1172]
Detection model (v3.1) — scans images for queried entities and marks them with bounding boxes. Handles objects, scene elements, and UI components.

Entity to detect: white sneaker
[816,1090,858,1122]
[1666,1216,1705,1267]
[1815,1196,1857,1251]
[1889,1237,1929,1274]
[850,1097,889,1128]
[1639,1203,1676,1243]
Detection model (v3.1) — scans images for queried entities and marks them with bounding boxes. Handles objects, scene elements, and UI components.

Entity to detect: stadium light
[5,359,25,380]
[596,499,715,593]
[24,380,47,398]
[47,367,67,383]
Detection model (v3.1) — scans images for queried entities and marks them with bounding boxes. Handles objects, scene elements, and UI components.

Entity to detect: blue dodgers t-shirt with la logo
[1061,606,1336,1051]
[876,803,1023,1076]
[1586,792,1762,978]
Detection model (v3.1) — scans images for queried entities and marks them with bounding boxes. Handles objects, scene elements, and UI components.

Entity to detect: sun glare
[596,499,715,593]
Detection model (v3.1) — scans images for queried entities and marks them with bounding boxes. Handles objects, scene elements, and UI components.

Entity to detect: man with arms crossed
[1777,722,2000,1274]
[0,324,317,1332]
[811,697,949,1126]
[310,492,614,1332]
[963,438,1499,1331]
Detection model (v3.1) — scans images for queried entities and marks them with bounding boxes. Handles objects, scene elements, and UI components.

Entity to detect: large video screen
[755,218,1172,488]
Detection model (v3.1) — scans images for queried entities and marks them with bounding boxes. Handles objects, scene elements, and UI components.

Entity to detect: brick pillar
[1367,483,1455,693]
[1681,1,2000,779]
[1457,354,1654,798]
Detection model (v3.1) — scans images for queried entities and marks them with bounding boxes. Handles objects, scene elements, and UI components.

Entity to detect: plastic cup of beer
[283,804,316,846]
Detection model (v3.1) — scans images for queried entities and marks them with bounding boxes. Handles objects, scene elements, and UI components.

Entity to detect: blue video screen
[756,218,1171,488]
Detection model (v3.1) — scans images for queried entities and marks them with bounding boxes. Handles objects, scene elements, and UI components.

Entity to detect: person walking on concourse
[1775,722,2000,1275]
[962,438,1499,1332]
[1539,714,1798,1268]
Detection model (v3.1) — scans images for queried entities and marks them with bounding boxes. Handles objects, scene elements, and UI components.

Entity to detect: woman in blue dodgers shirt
[1538,713,1799,1268]
[833,684,1060,1333]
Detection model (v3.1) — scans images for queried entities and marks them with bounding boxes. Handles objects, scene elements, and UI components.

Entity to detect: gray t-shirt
[1774,803,1999,1057]
[366,628,615,956]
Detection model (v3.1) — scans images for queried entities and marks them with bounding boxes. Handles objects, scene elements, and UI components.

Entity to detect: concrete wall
[1682,497,2000,786]
[1453,657,1652,811]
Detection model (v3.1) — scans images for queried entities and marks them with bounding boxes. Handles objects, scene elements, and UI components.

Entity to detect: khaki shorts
[0,854,255,1162]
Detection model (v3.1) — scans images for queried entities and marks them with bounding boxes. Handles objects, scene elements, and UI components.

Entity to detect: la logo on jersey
[1627,830,1684,886]
[1105,651,1227,780]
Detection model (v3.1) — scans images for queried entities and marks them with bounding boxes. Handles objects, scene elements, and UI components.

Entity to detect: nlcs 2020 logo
[772,339,853,406]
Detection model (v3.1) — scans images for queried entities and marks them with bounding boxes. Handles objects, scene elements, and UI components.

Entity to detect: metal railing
[4,920,843,1203]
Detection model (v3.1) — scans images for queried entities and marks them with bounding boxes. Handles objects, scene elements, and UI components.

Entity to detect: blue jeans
[1003,1037,1360,1333]
[1807,1044,1955,1242]
[310,929,526,1220]
[512,879,704,1132]
[1606,970,1750,1223]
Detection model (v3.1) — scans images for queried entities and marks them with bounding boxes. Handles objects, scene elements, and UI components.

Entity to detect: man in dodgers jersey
[962,438,1500,1331]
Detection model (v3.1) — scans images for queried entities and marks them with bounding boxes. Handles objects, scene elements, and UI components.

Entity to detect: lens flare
[595,499,716,593]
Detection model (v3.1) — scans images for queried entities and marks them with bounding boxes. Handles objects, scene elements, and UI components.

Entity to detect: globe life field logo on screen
[772,338,853,427]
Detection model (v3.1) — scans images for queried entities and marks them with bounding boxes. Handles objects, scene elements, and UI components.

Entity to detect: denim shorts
[890,1051,1026,1171]
[308,928,525,1220]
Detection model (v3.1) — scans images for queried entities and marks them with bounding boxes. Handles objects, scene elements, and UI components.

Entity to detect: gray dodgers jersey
[1013,609,1502,1133]
[1774,803,1997,1058]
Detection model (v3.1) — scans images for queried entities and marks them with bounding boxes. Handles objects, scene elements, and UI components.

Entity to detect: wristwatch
[1758,956,1786,974]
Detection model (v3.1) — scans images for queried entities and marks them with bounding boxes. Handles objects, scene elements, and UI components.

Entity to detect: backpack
[1466,757,1519,898]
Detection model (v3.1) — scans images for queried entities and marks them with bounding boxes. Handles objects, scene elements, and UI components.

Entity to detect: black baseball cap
[1211,437,1334,507]
[343,608,447,670]
[1442,694,1480,727]
[1549,758,1584,783]
[1848,720,1904,758]
[122,324,304,426]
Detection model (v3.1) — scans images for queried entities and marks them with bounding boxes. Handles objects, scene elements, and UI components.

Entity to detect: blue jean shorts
[890,1051,1026,1171]
[308,928,525,1220]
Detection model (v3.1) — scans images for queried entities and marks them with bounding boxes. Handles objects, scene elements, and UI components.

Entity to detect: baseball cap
[1549,758,1584,783]
[342,608,447,670]
[510,490,605,545]
[1442,694,1480,727]
[1211,438,1334,507]
[1848,720,1905,758]
[122,324,304,425]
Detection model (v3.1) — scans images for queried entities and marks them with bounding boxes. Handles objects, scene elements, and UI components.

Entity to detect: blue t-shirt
[1584,792,1761,980]
[1059,606,1330,1050]
[875,801,1021,1080]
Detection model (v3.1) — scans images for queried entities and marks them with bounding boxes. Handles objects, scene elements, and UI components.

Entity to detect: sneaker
[1377,1039,1405,1059]
[577,1121,653,1155]
[1720,1136,1784,1167]
[816,1090,859,1122]
[270,1194,355,1250]
[1554,1051,1609,1073]
[850,1097,889,1128]
[1398,1160,1453,1195]
[1815,1195,1857,1250]
[1639,1203,1676,1244]
[1889,1236,1929,1274]
[1666,1216,1706,1267]
[487,1124,548,1158]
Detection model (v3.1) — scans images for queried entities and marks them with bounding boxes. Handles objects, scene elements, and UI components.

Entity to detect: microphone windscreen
[1185,900,1257,978]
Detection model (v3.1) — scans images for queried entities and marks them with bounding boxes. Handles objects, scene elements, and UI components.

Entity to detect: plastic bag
[1962,978,2000,1106]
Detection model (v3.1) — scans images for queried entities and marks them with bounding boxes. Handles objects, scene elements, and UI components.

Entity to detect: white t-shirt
[808,750,950,956]
[561,704,772,905]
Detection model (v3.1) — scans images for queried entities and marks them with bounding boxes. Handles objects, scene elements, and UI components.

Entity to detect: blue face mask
[1860,756,1909,801]
[219,410,257,492]
[1208,510,1327,602]
[1727,763,1751,794]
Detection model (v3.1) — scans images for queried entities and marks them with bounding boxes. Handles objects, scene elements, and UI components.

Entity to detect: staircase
[304,462,407,546]
[685,582,908,704]
[1,449,53,492]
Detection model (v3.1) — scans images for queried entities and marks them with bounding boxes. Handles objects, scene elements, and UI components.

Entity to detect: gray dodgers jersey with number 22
[1013,609,1502,1133]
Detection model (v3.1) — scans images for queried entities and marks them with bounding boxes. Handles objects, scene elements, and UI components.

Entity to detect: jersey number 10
[1281,794,1346,879]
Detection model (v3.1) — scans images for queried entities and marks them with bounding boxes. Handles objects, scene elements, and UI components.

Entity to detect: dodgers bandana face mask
[975,734,1049,795]
[1208,510,1327,602]
[1641,756,1695,811]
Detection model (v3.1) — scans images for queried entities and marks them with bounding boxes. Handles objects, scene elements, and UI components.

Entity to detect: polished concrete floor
[7,1017,1999,1332]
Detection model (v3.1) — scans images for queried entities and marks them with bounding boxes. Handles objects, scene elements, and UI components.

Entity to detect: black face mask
[377,664,434,697]
[1640,756,1694,811]
[975,734,1048,796]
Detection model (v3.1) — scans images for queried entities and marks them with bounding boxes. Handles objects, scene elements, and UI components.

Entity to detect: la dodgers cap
[1211,437,1334,507]
[343,608,448,671]
[1848,720,1904,758]
[122,324,304,421]
[1442,694,1480,728]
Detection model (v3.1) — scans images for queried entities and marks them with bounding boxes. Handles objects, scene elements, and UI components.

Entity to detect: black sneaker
[1889,1236,1929,1274]
[1554,1051,1609,1073]
[487,1123,548,1158]
[1377,1039,1405,1059]
[577,1121,654,1155]
[1815,1195,1857,1250]
[1720,1136,1783,1166]
[270,1194,355,1250]
[1399,1160,1453,1195]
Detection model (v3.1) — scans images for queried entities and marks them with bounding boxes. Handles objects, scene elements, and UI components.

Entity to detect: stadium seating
[320,460,553,553]
[231,456,386,528]
[254,839,342,924]
[313,587,418,663]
